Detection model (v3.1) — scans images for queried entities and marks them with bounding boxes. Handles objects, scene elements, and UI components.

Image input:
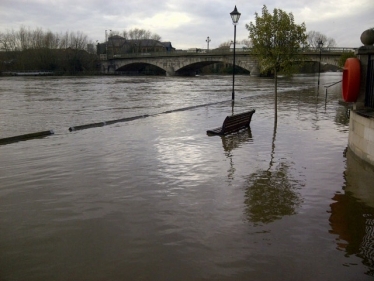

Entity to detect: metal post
[230,5,240,101]
[232,25,236,101]
[325,87,328,108]
[105,30,108,56]
[317,39,323,95]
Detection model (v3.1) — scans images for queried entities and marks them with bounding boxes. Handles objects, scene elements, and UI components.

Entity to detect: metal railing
[322,80,342,104]
[106,49,238,60]
[365,55,374,108]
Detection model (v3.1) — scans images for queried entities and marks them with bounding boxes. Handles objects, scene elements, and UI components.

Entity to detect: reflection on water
[344,148,374,208]
[329,148,374,277]
[329,192,374,276]
[244,162,304,225]
[221,128,253,181]
[221,123,304,225]
[221,128,253,153]
[335,105,350,127]
[243,126,304,225]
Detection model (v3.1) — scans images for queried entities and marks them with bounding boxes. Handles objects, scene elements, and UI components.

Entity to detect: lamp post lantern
[317,39,323,93]
[230,5,241,101]
[206,36,211,51]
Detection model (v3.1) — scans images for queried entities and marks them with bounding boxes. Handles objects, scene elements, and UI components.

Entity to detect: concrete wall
[345,147,374,208]
[347,42,374,167]
[348,111,374,166]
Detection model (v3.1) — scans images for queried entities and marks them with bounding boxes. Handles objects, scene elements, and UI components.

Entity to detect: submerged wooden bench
[207,109,255,136]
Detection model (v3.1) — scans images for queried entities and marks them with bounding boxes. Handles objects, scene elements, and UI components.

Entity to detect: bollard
[69,122,106,132]
[68,115,150,132]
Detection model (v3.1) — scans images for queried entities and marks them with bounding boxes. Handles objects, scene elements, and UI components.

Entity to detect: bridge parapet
[103,47,353,60]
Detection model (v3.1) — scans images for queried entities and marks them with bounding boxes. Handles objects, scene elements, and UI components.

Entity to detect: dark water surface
[1,74,374,280]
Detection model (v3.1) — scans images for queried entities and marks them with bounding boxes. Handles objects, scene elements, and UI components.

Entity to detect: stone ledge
[355,108,374,119]
[357,45,374,55]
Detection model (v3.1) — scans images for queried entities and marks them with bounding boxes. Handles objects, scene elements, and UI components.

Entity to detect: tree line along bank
[0,26,355,76]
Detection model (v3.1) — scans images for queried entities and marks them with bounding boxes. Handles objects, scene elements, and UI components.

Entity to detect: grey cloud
[0,0,372,49]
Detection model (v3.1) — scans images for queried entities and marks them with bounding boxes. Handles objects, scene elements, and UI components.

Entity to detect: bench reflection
[221,127,253,154]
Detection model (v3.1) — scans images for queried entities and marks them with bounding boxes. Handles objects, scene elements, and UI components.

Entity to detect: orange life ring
[342,58,361,102]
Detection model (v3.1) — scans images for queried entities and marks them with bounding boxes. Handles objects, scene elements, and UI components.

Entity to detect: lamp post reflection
[220,128,253,184]
[317,39,323,94]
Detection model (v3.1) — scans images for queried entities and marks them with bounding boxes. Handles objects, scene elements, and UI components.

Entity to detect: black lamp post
[206,36,211,52]
[317,39,323,92]
[105,29,111,57]
[105,30,108,55]
[230,5,241,101]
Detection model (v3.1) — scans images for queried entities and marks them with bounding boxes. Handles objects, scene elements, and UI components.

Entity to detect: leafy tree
[307,30,336,49]
[246,5,307,125]
[338,51,356,67]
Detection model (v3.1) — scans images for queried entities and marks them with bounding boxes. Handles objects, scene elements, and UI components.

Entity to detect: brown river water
[0,74,374,280]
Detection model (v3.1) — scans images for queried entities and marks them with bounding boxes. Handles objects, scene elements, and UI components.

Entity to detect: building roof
[161,42,173,48]
[131,39,165,47]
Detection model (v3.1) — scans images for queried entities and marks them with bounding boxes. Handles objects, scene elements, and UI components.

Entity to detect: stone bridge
[100,49,351,76]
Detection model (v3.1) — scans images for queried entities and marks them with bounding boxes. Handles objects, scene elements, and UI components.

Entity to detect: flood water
[1,74,374,280]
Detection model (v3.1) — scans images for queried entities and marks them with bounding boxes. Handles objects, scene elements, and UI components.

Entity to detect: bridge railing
[104,47,356,60]
[107,49,236,59]
[314,47,357,53]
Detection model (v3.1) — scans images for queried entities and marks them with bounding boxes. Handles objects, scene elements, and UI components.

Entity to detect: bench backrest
[221,110,254,134]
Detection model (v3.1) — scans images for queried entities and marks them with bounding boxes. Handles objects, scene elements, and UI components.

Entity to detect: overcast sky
[1,0,373,49]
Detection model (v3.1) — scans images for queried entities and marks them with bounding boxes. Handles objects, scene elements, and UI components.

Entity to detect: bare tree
[32,28,45,49]
[109,30,120,37]
[122,28,161,41]
[0,27,97,73]
[18,26,31,50]
[120,28,162,53]
[307,30,336,49]
[0,30,17,51]
[218,40,232,49]
[240,39,252,47]
[218,39,252,49]
[69,31,88,49]
[3,28,19,51]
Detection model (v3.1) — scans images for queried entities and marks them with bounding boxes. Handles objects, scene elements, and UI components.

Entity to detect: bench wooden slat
[207,109,255,135]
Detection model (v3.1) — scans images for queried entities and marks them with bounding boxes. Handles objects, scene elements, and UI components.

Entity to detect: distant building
[230,43,249,52]
[161,42,174,52]
[97,36,175,58]
[87,44,95,54]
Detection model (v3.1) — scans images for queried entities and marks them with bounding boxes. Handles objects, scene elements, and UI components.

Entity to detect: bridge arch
[115,62,166,75]
[173,56,255,75]
[107,55,259,76]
